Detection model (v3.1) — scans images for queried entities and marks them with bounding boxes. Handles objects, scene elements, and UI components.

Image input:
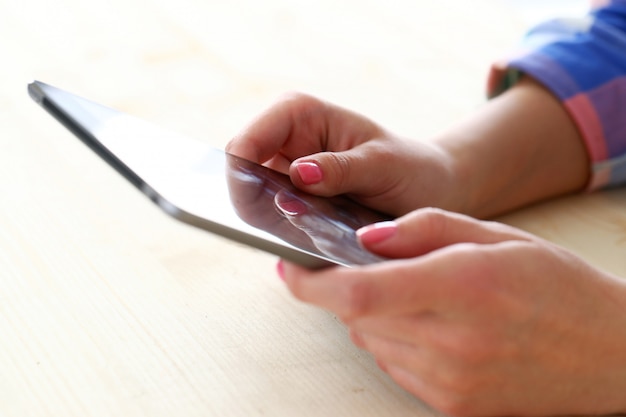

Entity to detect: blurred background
[1,0,588,147]
[506,0,587,24]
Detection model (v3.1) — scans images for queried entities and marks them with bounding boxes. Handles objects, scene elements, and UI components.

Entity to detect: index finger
[282,245,489,321]
[226,106,292,165]
[225,93,327,172]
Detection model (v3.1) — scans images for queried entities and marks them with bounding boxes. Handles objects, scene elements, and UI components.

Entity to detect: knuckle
[277,90,315,104]
[277,91,324,116]
[413,207,450,236]
[340,279,375,320]
[430,396,477,417]
[437,368,484,398]
[285,275,307,302]
[323,152,352,191]
[437,331,496,367]
[427,375,487,416]
[419,206,449,219]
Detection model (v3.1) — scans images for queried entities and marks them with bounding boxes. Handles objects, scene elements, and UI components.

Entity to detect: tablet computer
[28,81,390,268]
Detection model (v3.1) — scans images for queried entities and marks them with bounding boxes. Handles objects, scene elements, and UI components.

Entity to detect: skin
[226,78,626,416]
[227,77,589,219]
[280,209,626,416]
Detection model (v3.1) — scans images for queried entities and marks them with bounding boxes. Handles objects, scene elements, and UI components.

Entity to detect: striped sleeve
[488,1,626,190]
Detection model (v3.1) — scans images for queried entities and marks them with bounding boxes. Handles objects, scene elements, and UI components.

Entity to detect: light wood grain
[0,1,619,416]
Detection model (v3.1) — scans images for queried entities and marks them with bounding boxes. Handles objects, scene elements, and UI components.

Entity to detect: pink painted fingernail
[356,221,398,245]
[276,259,286,281]
[295,161,323,185]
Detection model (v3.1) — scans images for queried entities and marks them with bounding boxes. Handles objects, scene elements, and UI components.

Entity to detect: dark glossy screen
[29,81,390,268]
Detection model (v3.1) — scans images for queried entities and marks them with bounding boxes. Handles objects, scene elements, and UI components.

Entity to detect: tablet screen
[29,81,390,268]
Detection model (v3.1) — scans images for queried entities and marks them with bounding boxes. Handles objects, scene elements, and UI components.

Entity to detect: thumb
[357,208,534,259]
[289,145,389,199]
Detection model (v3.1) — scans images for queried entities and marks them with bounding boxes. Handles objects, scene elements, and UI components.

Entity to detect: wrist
[434,77,589,219]
[432,128,493,218]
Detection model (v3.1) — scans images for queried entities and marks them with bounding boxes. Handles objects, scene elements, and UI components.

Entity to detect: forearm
[436,76,590,219]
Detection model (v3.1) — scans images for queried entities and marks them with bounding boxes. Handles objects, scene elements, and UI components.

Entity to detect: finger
[288,141,386,193]
[350,314,506,373]
[349,314,438,347]
[357,207,535,259]
[287,140,407,211]
[353,332,453,407]
[357,331,422,371]
[226,93,325,167]
[284,237,541,320]
[281,259,424,321]
[228,92,368,174]
[226,102,292,165]
[281,243,492,320]
[385,364,470,416]
[359,334,482,415]
[350,315,494,370]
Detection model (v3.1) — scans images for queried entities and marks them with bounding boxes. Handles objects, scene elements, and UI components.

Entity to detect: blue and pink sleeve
[488,0,626,190]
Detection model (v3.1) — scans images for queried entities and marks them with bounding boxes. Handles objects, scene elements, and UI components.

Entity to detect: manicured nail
[276,259,286,281]
[356,221,398,245]
[295,161,323,185]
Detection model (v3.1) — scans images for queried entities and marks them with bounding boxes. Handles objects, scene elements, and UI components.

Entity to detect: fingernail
[357,221,398,245]
[295,161,323,185]
[276,259,286,281]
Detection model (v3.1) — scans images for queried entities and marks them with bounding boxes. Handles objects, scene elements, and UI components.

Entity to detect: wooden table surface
[1,1,622,416]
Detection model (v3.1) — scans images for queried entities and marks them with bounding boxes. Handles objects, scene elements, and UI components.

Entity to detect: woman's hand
[278,208,626,416]
[228,77,590,219]
[226,93,460,217]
